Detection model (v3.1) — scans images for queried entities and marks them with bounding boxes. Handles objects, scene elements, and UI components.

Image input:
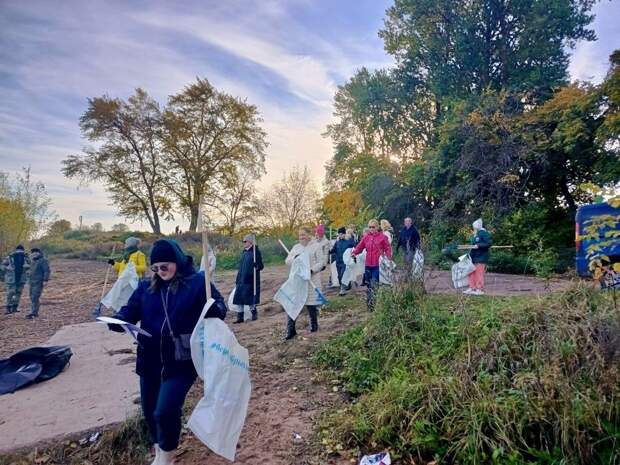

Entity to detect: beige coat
[285,241,327,306]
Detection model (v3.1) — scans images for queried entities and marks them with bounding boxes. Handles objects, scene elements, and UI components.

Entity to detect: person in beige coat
[283,226,328,340]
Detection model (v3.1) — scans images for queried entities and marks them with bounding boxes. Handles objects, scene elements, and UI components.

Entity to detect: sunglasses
[369,225,377,229]
[151,264,171,273]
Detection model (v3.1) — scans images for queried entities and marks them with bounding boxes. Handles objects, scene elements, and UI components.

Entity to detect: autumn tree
[47,219,72,237]
[321,190,364,227]
[161,78,267,231]
[62,89,173,234]
[254,166,320,233]
[203,164,259,236]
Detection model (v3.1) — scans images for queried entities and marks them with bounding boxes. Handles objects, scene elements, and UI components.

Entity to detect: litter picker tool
[252,231,257,308]
[457,245,514,250]
[278,239,329,305]
[92,244,117,318]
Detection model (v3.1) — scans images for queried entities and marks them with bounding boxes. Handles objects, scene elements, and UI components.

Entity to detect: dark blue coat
[112,241,227,379]
[233,246,264,306]
[330,238,355,265]
[396,225,421,253]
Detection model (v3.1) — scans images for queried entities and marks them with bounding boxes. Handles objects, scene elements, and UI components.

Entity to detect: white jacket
[285,242,327,306]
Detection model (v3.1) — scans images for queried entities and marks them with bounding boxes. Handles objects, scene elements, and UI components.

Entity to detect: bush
[315,283,620,464]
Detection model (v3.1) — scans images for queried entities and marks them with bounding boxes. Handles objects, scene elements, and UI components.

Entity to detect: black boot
[308,306,319,332]
[233,311,244,324]
[4,306,11,315]
[251,306,258,321]
[284,317,297,340]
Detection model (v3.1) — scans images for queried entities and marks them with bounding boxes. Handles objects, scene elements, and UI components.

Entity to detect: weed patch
[315,284,620,464]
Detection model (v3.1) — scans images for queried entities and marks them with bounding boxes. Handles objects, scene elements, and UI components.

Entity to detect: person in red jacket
[352,219,392,310]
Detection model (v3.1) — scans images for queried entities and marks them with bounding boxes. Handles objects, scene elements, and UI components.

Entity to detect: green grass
[314,284,620,464]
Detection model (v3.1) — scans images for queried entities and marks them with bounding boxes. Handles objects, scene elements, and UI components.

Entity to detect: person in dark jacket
[232,234,264,323]
[465,219,493,295]
[330,227,355,296]
[108,239,227,465]
[26,248,50,319]
[1,245,30,314]
[396,217,421,271]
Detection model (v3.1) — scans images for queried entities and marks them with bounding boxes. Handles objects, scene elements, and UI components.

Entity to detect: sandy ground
[0,259,573,462]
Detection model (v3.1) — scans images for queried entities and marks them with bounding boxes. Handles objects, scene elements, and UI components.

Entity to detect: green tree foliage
[161,78,267,231]
[62,89,172,234]
[46,219,72,237]
[0,168,52,256]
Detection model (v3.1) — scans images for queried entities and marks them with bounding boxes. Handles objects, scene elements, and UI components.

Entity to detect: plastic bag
[451,254,476,288]
[188,318,251,461]
[379,255,395,286]
[329,261,339,287]
[342,248,365,286]
[412,249,425,279]
[360,452,391,465]
[274,253,310,320]
[101,262,139,311]
[227,287,252,321]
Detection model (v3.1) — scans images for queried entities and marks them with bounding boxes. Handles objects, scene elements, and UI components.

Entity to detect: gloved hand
[352,256,357,263]
[107,259,115,266]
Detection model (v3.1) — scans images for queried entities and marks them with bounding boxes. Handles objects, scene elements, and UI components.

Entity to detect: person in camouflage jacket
[1,245,31,314]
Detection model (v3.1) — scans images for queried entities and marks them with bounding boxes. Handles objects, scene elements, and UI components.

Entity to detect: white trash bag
[412,249,425,279]
[228,287,252,321]
[188,315,251,461]
[379,255,396,286]
[329,261,339,288]
[451,254,476,288]
[342,248,365,286]
[274,252,310,321]
[101,262,139,311]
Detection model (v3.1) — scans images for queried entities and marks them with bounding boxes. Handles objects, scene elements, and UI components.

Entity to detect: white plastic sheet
[360,452,391,465]
[451,254,476,288]
[188,316,251,461]
[274,252,310,320]
[227,287,252,321]
[329,261,339,287]
[379,255,396,286]
[100,262,139,311]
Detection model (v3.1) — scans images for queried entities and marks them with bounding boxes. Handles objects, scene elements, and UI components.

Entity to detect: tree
[0,168,52,256]
[111,223,129,232]
[62,89,173,234]
[90,222,104,232]
[203,164,259,236]
[47,219,72,237]
[321,190,364,227]
[254,166,320,233]
[161,78,267,231]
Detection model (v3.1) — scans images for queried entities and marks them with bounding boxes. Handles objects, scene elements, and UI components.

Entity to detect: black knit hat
[16,244,24,250]
[338,227,346,234]
[150,240,178,264]
[31,247,41,253]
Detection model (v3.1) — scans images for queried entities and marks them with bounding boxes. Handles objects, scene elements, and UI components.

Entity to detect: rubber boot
[338,284,346,296]
[308,306,319,332]
[251,305,258,321]
[233,311,244,324]
[284,316,297,340]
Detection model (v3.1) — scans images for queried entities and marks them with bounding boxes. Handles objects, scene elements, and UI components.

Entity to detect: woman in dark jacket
[232,234,264,323]
[109,239,227,465]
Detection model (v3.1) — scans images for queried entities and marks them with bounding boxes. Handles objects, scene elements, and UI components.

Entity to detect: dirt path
[0,259,573,463]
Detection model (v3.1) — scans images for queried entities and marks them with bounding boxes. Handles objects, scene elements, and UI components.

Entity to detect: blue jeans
[364,266,380,310]
[140,373,196,451]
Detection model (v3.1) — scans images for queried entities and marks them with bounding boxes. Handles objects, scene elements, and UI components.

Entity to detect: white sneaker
[473,289,485,296]
[159,449,176,465]
[150,445,161,465]
[463,288,474,295]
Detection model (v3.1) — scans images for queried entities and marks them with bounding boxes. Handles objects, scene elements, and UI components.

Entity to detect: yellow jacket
[114,250,147,277]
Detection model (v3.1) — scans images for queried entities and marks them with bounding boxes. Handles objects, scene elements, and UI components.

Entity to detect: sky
[0,0,619,233]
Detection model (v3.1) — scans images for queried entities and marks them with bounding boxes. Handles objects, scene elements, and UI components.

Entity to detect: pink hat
[315,224,325,235]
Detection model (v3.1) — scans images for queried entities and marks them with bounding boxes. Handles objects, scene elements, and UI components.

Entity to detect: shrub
[315,283,620,464]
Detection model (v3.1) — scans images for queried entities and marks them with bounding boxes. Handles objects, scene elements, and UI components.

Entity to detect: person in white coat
[283,226,327,340]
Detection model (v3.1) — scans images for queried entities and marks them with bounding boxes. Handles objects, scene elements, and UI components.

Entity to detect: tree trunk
[189,204,199,232]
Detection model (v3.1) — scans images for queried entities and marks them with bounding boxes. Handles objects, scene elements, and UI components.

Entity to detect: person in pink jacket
[352,219,392,310]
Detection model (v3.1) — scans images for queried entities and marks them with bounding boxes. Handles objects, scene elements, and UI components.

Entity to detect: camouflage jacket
[0,251,31,285]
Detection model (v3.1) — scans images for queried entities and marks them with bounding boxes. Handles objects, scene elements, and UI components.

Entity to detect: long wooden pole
[457,245,514,250]
[200,198,212,301]
[252,231,257,307]
[99,244,117,301]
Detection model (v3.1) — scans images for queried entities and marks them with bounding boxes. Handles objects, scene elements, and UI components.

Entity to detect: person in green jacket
[26,247,51,319]
[1,245,31,314]
[464,219,492,295]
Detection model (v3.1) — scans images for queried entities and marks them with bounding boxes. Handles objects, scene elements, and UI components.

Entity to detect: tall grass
[315,284,620,464]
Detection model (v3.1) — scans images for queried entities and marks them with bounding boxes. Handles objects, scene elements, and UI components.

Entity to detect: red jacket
[352,231,392,267]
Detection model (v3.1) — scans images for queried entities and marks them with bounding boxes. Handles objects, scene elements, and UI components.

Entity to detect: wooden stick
[252,231,257,306]
[199,198,212,301]
[278,238,290,255]
[99,244,117,301]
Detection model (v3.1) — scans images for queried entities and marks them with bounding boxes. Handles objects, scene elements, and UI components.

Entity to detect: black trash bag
[0,345,72,395]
